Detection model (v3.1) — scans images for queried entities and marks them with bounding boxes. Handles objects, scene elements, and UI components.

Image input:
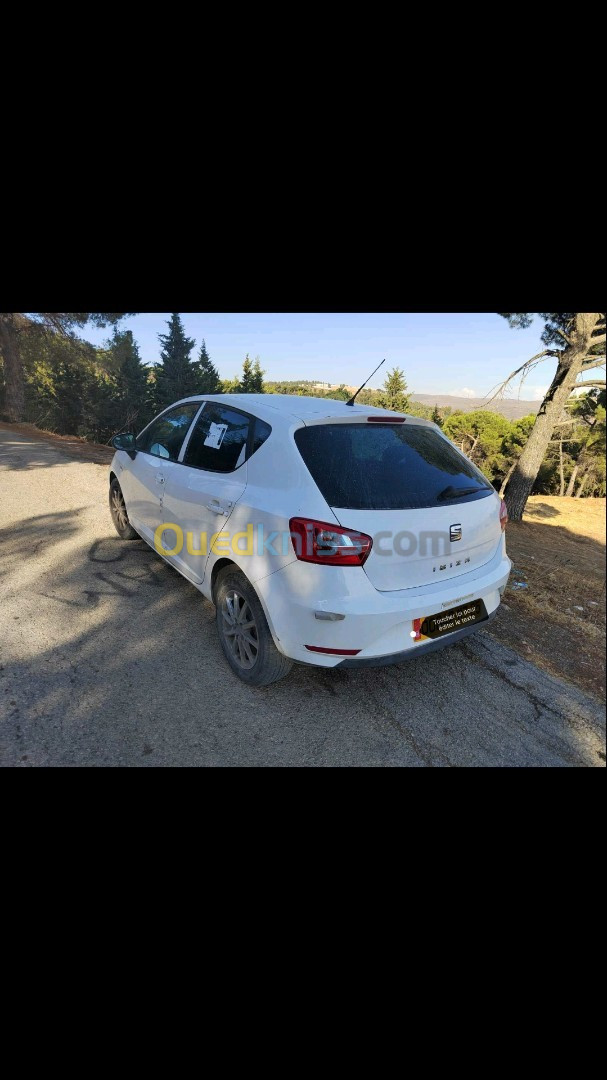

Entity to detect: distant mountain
[411,394,541,420]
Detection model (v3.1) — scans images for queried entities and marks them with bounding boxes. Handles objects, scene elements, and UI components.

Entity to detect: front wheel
[109,478,139,540]
[215,567,293,686]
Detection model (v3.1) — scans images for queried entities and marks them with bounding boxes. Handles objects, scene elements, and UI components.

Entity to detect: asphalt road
[0,427,604,767]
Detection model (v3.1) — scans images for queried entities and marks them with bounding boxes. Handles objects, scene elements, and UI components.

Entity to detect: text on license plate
[412,599,487,641]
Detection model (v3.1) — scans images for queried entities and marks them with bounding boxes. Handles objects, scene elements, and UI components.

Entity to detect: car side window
[251,418,272,456]
[183,403,252,473]
[137,403,201,462]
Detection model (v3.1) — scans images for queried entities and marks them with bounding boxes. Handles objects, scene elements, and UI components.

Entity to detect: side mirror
[111,432,137,451]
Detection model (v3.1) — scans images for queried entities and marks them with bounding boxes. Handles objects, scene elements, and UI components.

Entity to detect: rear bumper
[255,538,511,668]
[336,610,496,667]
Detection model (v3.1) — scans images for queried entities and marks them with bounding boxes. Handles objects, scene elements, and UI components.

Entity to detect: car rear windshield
[294,423,494,510]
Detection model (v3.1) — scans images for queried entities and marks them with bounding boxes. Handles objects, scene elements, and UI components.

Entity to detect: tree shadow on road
[0,511,86,585]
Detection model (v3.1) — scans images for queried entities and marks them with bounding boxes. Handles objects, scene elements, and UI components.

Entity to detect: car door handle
[206,500,231,515]
[156,474,165,484]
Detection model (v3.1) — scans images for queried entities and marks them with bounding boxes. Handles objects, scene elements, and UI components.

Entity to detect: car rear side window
[294,423,493,510]
[250,418,272,456]
[137,403,201,461]
[183,403,252,473]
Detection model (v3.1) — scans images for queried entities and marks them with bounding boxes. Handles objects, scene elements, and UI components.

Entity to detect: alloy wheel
[220,590,259,669]
[111,488,129,532]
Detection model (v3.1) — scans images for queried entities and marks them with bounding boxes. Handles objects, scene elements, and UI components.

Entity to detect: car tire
[214,567,293,686]
[109,478,139,540]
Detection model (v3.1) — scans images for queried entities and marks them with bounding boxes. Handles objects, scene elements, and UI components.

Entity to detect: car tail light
[289,518,372,566]
[500,499,508,530]
[366,415,406,423]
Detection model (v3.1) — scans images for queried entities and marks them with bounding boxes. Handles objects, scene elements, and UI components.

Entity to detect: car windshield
[294,423,493,510]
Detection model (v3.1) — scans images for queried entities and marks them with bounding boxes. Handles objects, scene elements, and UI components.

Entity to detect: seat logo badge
[450,524,462,542]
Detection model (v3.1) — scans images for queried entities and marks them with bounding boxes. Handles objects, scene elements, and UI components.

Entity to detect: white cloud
[449,387,477,398]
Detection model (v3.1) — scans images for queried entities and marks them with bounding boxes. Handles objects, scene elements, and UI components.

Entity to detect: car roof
[173,393,426,425]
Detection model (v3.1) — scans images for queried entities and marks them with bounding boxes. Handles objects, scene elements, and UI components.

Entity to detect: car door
[120,402,202,544]
[159,402,251,584]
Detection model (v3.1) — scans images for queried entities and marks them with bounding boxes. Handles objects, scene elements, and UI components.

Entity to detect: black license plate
[418,599,487,640]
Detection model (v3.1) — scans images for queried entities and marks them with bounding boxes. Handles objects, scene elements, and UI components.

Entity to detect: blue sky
[81,312,568,400]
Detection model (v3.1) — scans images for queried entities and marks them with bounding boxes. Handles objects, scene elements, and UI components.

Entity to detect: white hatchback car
[109,394,511,685]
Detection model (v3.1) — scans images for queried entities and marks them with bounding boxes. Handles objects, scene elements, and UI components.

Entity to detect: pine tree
[110,329,152,432]
[431,404,443,426]
[84,371,120,444]
[238,354,255,392]
[196,339,221,394]
[0,313,133,423]
[53,361,88,434]
[250,357,265,393]
[377,367,410,413]
[496,313,605,519]
[155,313,198,409]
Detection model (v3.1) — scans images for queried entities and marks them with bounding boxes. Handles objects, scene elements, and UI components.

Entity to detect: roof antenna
[346,358,386,406]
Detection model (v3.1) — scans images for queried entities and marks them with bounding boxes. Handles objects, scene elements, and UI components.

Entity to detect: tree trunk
[575,473,589,498]
[0,314,25,422]
[504,313,602,521]
[499,458,517,498]
[565,464,579,498]
[558,436,565,496]
[461,435,478,458]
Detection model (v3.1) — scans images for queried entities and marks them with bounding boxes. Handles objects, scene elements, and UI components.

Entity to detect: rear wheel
[109,478,138,540]
[215,567,293,686]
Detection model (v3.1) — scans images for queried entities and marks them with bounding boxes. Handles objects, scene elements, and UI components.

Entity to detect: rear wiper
[437,485,489,500]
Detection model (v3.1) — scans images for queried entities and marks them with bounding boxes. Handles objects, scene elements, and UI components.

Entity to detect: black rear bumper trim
[336,610,496,668]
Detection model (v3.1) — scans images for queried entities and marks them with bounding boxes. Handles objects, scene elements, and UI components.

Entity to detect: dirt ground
[490,497,606,703]
[2,423,605,704]
[0,421,114,465]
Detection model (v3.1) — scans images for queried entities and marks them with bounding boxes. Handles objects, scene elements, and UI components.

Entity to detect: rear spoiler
[300,413,435,428]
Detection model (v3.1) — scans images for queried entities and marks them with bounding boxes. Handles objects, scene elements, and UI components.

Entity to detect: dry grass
[490,497,606,702]
[522,496,606,542]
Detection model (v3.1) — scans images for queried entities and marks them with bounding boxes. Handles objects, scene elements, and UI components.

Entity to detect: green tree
[110,329,152,432]
[17,329,83,429]
[155,313,198,409]
[567,387,606,428]
[493,313,605,519]
[377,367,410,413]
[237,354,264,393]
[84,371,121,443]
[0,313,133,422]
[407,400,434,420]
[498,415,536,497]
[431,404,443,427]
[443,410,511,483]
[52,361,89,435]
[250,357,265,393]
[265,380,315,395]
[562,391,606,496]
[221,376,240,394]
[197,339,221,394]
[240,354,254,391]
[324,384,350,401]
[355,388,379,406]
[17,328,117,440]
